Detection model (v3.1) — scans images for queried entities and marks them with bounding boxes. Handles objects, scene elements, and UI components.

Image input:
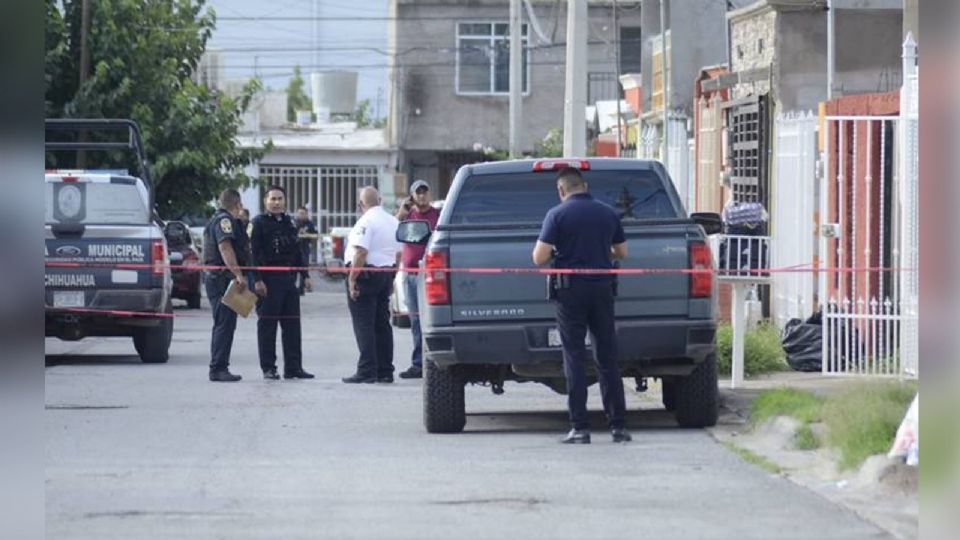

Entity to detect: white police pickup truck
[44,120,173,363]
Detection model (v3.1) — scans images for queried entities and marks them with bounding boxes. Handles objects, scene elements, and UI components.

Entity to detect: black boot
[209,370,242,382]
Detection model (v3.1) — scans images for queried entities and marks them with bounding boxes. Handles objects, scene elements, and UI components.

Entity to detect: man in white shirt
[342,187,402,384]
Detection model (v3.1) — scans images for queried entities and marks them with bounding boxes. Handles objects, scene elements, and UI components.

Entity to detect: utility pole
[313,0,320,70]
[78,0,92,168]
[827,0,835,100]
[562,0,587,157]
[509,0,523,158]
[659,0,669,166]
[613,0,623,154]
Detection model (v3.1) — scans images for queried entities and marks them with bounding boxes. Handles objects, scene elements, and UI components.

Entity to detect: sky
[205,0,391,120]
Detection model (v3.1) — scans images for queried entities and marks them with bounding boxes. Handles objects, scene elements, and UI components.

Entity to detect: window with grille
[456,22,529,95]
[258,165,379,233]
[651,31,671,113]
[726,95,770,207]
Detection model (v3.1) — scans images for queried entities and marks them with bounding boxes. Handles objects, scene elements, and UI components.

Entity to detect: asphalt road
[45,279,890,540]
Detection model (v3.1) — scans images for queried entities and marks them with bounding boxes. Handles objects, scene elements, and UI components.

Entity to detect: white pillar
[730,282,747,388]
[509,0,524,158]
[562,0,587,157]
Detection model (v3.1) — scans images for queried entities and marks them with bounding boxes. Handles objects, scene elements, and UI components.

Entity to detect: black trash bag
[781,317,822,372]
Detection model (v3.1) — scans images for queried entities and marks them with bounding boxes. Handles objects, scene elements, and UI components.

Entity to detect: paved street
[46,280,890,540]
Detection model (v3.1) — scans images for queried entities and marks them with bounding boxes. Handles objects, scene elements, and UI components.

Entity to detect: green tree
[45,0,265,218]
[286,65,312,122]
[352,98,385,129]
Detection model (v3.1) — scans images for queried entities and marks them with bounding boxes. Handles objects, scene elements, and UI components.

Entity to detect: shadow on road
[45,354,142,367]
[462,408,682,434]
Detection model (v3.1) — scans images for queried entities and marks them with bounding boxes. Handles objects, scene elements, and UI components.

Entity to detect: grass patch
[722,441,782,474]
[750,387,823,426]
[716,323,788,378]
[821,380,917,470]
[793,424,821,450]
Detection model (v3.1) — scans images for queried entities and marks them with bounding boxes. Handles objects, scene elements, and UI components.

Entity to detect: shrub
[717,323,788,378]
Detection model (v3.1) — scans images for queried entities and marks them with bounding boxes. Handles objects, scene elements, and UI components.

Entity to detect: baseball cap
[410,179,430,194]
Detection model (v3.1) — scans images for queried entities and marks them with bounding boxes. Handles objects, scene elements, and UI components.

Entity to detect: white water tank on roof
[311,71,358,118]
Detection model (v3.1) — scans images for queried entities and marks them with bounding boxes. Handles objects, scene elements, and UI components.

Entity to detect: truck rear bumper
[423,319,716,376]
[45,288,167,339]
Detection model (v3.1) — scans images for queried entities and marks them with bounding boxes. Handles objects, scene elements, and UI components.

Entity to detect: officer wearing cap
[250,185,314,381]
[203,188,249,382]
[394,179,440,379]
[532,167,631,444]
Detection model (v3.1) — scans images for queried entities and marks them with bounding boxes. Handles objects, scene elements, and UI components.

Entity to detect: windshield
[447,170,679,225]
[45,181,149,225]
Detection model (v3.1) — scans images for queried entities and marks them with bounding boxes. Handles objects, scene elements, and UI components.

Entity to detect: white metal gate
[820,37,918,378]
[259,165,379,233]
[771,112,818,328]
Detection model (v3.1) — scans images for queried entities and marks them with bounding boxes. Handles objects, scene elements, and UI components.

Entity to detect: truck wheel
[674,354,718,428]
[187,291,202,309]
[134,302,173,364]
[661,378,678,412]
[423,360,465,433]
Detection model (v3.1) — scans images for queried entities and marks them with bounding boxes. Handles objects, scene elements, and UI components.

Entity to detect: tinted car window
[45,181,149,225]
[448,170,678,225]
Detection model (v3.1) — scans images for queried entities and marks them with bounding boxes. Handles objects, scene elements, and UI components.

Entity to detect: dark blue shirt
[250,212,308,281]
[203,208,249,272]
[538,192,625,281]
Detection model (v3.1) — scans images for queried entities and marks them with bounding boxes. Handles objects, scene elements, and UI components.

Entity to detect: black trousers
[256,272,303,373]
[206,273,237,372]
[346,268,395,378]
[298,246,311,294]
[555,279,626,430]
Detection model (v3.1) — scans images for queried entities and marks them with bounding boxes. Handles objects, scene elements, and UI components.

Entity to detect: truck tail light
[151,240,166,275]
[689,241,712,298]
[424,249,450,305]
[332,236,344,259]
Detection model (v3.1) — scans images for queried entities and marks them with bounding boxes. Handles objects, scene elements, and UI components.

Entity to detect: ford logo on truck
[55,245,82,257]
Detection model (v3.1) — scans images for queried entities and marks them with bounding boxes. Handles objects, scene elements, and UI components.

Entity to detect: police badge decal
[220,218,233,234]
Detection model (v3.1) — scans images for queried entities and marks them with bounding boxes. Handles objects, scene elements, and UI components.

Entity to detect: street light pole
[562,0,587,157]
[827,0,835,100]
[509,0,523,158]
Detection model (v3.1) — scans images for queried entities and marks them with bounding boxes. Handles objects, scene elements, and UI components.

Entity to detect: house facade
[387,0,642,196]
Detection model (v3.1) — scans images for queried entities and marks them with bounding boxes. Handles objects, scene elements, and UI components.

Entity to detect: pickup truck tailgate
[448,224,691,324]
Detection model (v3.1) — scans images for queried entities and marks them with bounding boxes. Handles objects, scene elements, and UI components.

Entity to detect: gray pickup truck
[397,158,722,433]
[44,119,173,363]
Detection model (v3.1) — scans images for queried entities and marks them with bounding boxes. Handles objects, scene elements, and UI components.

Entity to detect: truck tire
[673,354,718,428]
[134,302,173,364]
[661,378,678,412]
[423,359,466,433]
[187,291,202,309]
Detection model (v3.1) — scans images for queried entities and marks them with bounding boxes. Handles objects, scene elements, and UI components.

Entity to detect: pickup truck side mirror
[397,220,431,244]
[691,212,723,235]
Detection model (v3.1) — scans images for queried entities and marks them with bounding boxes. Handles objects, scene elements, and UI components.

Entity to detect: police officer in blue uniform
[203,189,249,382]
[532,167,632,444]
[250,185,314,380]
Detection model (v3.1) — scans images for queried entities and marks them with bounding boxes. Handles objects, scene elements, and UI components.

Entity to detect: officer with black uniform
[532,167,632,444]
[203,189,249,382]
[250,185,314,380]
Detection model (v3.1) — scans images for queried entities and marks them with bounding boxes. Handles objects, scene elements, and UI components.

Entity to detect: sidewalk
[712,371,919,540]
